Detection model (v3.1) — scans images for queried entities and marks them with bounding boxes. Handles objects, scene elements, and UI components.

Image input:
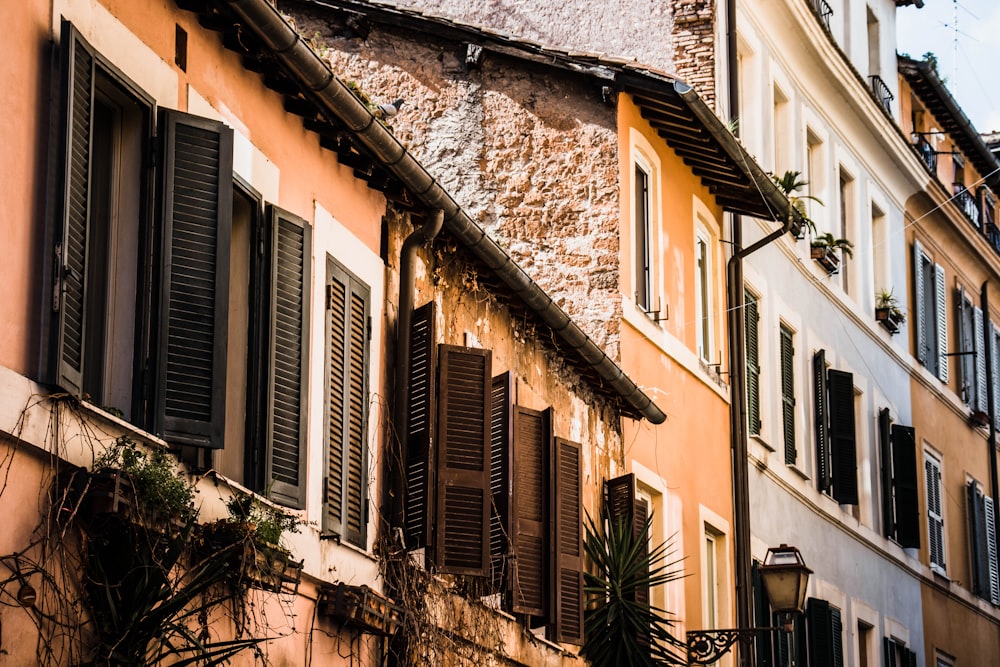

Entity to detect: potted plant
[875,288,906,334]
[772,170,821,240]
[810,232,853,273]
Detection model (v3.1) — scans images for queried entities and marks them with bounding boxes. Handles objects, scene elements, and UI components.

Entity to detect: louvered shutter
[551,438,583,645]
[814,351,831,492]
[434,345,491,576]
[879,409,894,538]
[957,288,970,403]
[830,606,844,667]
[935,263,948,382]
[490,373,513,597]
[990,323,1000,430]
[984,494,1000,604]
[905,648,917,667]
[926,456,945,569]
[975,307,987,412]
[55,23,96,396]
[155,110,233,449]
[323,260,369,547]
[913,240,927,366]
[745,291,762,435]
[883,637,897,667]
[806,598,835,667]
[404,302,436,552]
[752,563,775,667]
[264,206,310,507]
[891,425,920,549]
[511,406,549,615]
[780,326,797,465]
[968,482,987,597]
[828,369,858,505]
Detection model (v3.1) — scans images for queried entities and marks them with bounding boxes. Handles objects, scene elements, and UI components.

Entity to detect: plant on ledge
[810,232,853,274]
[582,508,687,667]
[772,170,821,240]
[875,288,906,333]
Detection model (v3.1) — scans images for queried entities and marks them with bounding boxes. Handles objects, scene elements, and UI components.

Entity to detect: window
[806,598,844,667]
[966,480,1000,604]
[323,258,371,547]
[813,350,858,504]
[780,324,797,465]
[607,473,651,642]
[957,287,987,412]
[883,637,917,667]
[634,160,654,314]
[913,240,947,381]
[773,84,790,174]
[806,128,825,221]
[877,410,920,548]
[858,620,873,667]
[870,202,888,302]
[925,451,946,572]
[866,6,881,79]
[838,169,855,293]
[746,290,762,436]
[695,229,713,361]
[703,528,723,632]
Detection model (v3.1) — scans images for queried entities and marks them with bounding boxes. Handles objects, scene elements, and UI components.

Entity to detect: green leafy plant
[224,491,302,547]
[94,436,196,523]
[811,232,854,258]
[876,288,906,322]
[582,509,687,667]
[772,170,821,239]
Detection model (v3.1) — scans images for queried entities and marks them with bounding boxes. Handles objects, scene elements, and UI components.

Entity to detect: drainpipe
[387,210,444,534]
[982,282,999,555]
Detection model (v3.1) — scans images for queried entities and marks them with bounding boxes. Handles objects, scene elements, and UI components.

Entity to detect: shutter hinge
[326,284,333,310]
[148,143,157,171]
[367,315,372,342]
[52,244,63,312]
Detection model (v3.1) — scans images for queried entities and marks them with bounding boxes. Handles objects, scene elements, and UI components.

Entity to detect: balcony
[912,134,938,174]
[869,75,894,114]
[954,186,981,229]
[810,0,833,30]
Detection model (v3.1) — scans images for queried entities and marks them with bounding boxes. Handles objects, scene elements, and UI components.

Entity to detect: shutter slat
[814,350,831,492]
[552,438,583,645]
[828,369,858,505]
[405,302,436,551]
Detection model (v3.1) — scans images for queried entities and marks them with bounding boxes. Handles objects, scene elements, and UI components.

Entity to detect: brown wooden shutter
[511,405,549,615]
[434,344,491,575]
[55,22,96,397]
[814,350,831,492]
[828,369,858,505]
[155,109,233,450]
[490,373,514,597]
[404,302,436,551]
[551,438,583,645]
[323,259,369,547]
[606,473,636,531]
[891,425,920,549]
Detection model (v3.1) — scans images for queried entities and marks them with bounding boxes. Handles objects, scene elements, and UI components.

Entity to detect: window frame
[633,152,656,316]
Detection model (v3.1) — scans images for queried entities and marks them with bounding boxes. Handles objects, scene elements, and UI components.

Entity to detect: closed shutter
[883,637,897,667]
[511,406,549,615]
[405,302,436,553]
[831,606,844,667]
[746,291,762,435]
[434,345,491,576]
[984,494,1000,604]
[879,409,894,539]
[814,350,831,492]
[935,263,948,382]
[968,482,987,597]
[806,598,842,667]
[264,206,310,507]
[975,306,987,412]
[913,240,926,366]
[605,473,651,610]
[780,325,797,465]
[551,438,583,645]
[957,288,970,403]
[490,372,513,596]
[926,455,945,569]
[990,323,1000,430]
[828,369,858,505]
[752,563,775,667]
[891,425,920,549]
[55,23,96,397]
[156,110,233,450]
[323,259,369,547]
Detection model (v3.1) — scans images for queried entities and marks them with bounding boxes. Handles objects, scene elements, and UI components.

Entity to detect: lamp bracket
[687,627,785,665]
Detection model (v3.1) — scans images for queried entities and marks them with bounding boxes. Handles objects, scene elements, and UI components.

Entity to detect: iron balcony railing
[954,186,981,229]
[869,75,894,114]
[811,0,833,30]
[913,134,938,174]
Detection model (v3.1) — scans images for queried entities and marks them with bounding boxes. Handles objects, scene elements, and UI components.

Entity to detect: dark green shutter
[490,373,513,597]
[265,205,310,507]
[968,482,988,598]
[752,563,775,667]
[879,409,894,538]
[746,291,762,435]
[404,302,436,552]
[780,325,796,465]
[806,598,843,667]
[828,369,858,505]
[434,345,491,575]
[552,438,583,645]
[511,406,549,615]
[891,425,920,549]
[156,110,233,449]
[814,350,831,492]
[323,259,369,547]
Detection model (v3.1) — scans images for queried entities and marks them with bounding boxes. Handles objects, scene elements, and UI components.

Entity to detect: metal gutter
[218,0,666,424]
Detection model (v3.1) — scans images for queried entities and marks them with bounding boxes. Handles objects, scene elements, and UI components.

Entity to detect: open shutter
[264,206,310,507]
[968,482,987,597]
[883,638,897,667]
[957,288,970,402]
[323,260,369,547]
[935,263,948,382]
[990,323,1000,430]
[830,606,844,667]
[745,291,762,435]
[490,373,513,596]
[434,344,491,575]
[879,409,894,538]
[752,563,775,667]
[605,473,650,611]
[814,350,831,492]
[975,306,987,412]
[405,302,436,551]
[511,406,549,615]
[926,455,945,569]
[156,110,233,449]
[913,240,926,366]
[891,425,920,549]
[806,598,842,667]
[780,326,797,465]
[828,369,857,505]
[984,494,1000,604]
[551,438,583,645]
[55,23,96,396]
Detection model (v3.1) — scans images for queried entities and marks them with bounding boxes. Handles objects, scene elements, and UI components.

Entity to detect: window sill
[786,460,811,481]
[73,399,169,451]
[750,434,774,453]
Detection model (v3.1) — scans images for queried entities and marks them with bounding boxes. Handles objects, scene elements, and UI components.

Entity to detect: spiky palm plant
[772,170,822,238]
[581,509,687,667]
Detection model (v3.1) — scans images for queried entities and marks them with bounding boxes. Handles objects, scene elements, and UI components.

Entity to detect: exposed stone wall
[292,5,624,356]
[671,0,718,109]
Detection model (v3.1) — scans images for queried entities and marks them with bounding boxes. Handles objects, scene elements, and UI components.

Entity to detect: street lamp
[687,545,811,665]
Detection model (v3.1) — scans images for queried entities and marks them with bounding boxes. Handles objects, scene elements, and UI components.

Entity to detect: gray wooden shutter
[984,494,1000,604]
[780,325,797,465]
[828,369,858,505]
[879,409,894,539]
[323,259,369,547]
[968,482,988,597]
[55,23,96,396]
[745,290,762,435]
[404,302,436,551]
[552,438,583,645]
[891,425,920,549]
[814,350,831,493]
[434,344,491,576]
[926,455,945,569]
[975,306,987,412]
[935,263,948,382]
[264,205,310,507]
[511,405,549,615]
[490,372,513,597]
[913,240,927,366]
[156,110,233,449]
[957,287,970,403]
[991,323,1000,430]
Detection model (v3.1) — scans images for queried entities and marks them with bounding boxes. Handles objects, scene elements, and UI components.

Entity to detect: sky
[897,0,1000,134]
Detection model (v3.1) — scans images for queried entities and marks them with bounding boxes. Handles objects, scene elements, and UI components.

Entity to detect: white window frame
[695,223,714,362]
[630,137,661,322]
